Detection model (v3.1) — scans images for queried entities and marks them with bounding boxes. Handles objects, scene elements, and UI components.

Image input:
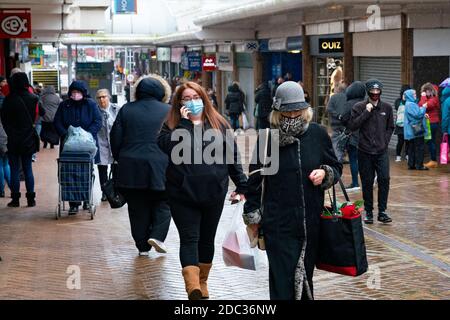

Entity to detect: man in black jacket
[348,79,394,224]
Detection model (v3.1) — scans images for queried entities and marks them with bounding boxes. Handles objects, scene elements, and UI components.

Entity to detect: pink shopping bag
[440,134,448,165]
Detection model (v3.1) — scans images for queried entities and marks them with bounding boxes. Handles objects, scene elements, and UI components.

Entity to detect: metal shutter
[357,57,401,150]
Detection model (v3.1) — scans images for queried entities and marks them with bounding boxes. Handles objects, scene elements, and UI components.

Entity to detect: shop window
[315,57,343,125]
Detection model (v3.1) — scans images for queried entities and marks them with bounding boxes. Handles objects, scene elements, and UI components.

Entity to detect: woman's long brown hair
[167,81,230,131]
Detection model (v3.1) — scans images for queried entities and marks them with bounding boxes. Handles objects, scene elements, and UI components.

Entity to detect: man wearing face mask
[54,80,102,214]
[348,79,395,224]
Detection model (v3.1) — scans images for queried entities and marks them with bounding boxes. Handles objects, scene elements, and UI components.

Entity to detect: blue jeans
[0,154,11,192]
[347,144,359,186]
[426,123,438,161]
[8,154,34,194]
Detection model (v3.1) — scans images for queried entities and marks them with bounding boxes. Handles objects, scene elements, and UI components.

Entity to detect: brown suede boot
[199,263,212,299]
[182,266,202,300]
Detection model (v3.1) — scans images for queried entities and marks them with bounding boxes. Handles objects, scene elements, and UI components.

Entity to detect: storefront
[236,52,254,125]
[353,29,402,149]
[413,28,450,90]
[202,44,217,90]
[156,47,171,78]
[310,34,345,123]
[216,44,234,109]
[259,37,302,85]
[170,47,185,79]
[353,30,402,108]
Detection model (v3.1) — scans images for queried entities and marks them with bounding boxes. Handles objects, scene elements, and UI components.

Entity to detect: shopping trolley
[56,151,96,220]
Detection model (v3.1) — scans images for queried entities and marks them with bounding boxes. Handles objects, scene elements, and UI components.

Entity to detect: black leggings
[170,198,226,267]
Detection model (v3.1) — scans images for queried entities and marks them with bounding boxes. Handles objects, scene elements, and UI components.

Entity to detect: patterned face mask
[278,114,309,146]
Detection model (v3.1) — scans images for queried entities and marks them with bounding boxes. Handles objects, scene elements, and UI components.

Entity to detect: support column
[253,51,263,88]
[401,13,413,86]
[232,51,239,82]
[302,25,314,107]
[67,44,73,86]
[216,70,223,113]
[343,20,354,85]
[201,70,212,90]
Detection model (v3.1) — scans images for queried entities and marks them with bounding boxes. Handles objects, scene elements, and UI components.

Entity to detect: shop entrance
[314,56,344,125]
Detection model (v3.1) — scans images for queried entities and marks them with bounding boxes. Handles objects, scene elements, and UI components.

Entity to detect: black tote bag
[101,165,126,209]
[316,180,368,277]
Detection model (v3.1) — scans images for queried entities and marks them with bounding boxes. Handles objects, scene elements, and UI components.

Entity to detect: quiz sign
[0,11,32,39]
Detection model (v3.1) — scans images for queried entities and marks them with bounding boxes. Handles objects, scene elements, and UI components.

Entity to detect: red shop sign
[202,55,217,71]
[0,10,32,39]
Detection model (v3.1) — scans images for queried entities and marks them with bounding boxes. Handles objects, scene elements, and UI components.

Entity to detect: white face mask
[71,92,83,101]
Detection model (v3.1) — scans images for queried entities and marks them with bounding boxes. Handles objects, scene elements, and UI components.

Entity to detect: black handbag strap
[17,95,36,129]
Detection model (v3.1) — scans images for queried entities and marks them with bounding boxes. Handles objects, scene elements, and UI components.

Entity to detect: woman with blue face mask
[158,82,248,300]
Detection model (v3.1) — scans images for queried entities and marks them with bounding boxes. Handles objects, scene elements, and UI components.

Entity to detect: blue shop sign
[189,52,202,72]
[114,0,137,14]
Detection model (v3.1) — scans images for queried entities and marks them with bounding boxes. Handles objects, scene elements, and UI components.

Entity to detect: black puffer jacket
[1,72,44,155]
[326,92,347,130]
[225,84,245,114]
[110,75,171,190]
[344,81,366,147]
[255,83,273,118]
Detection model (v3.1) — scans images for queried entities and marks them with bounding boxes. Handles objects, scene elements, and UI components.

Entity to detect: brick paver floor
[0,133,449,300]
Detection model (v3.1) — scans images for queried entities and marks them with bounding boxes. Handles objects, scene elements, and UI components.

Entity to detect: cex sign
[202,55,217,72]
[0,10,32,39]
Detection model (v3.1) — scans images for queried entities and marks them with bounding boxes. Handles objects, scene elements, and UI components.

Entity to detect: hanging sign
[0,10,32,39]
[216,52,233,71]
[202,55,217,71]
[114,0,137,14]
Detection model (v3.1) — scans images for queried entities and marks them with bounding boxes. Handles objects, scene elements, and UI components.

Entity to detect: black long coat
[244,123,342,300]
[110,77,170,190]
[1,90,43,155]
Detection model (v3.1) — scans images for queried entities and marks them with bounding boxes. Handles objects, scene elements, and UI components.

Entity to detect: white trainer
[138,251,149,256]
[148,238,168,254]
[395,156,401,162]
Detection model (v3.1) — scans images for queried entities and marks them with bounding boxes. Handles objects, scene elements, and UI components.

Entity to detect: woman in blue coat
[403,89,428,170]
[54,80,102,214]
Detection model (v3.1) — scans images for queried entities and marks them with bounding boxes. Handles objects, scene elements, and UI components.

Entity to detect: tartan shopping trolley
[56,151,96,220]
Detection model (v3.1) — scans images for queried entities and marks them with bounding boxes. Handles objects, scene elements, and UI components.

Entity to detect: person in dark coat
[393,85,411,162]
[341,81,366,190]
[1,72,44,207]
[40,85,61,149]
[254,82,272,130]
[158,81,247,300]
[348,79,395,225]
[326,82,348,162]
[53,80,102,214]
[224,82,245,130]
[244,81,342,300]
[110,74,172,256]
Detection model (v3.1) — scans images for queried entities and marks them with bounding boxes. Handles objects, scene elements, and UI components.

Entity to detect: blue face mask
[184,99,204,115]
